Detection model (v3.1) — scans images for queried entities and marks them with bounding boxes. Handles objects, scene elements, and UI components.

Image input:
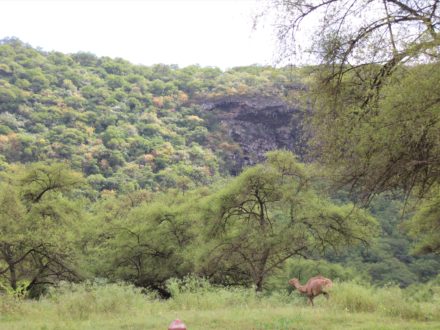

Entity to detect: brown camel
[288,275,333,306]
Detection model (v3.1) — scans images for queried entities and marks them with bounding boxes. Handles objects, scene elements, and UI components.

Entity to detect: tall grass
[165,276,295,311]
[47,280,157,319]
[1,277,439,329]
[331,281,440,320]
[0,280,155,323]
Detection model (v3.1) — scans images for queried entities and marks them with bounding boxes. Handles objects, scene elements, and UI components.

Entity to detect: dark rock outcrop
[200,94,306,174]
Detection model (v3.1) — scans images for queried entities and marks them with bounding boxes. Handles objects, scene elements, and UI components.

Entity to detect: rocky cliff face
[200,94,306,174]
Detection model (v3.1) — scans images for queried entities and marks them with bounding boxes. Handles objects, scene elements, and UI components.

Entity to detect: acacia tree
[0,163,85,296]
[86,190,197,297]
[197,151,377,291]
[263,0,439,75]
[260,0,440,253]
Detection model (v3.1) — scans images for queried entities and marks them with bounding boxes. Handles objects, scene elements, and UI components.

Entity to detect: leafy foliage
[195,151,377,291]
[262,0,440,254]
[0,37,438,298]
[407,187,440,255]
[0,163,85,296]
[0,38,300,194]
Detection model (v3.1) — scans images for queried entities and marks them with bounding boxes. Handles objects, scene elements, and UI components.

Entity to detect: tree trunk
[4,246,17,291]
[256,277,264,292]
[254,248,270,292]
[9,263,17,291]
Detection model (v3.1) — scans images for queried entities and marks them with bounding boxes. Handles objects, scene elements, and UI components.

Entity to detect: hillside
[0,38,305,194]
[0,38,438,297]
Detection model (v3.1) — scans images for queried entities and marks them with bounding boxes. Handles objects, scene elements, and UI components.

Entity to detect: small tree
[87,190,197,297]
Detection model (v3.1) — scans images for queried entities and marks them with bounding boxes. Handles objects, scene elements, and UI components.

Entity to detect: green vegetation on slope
[0,37,301,195]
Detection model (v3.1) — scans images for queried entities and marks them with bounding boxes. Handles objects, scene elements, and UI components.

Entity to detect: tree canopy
[262,0,440,253]
[0,163,85,296]
[196,151,377,291]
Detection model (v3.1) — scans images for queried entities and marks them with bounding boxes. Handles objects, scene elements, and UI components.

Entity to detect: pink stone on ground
[168,319,187,330]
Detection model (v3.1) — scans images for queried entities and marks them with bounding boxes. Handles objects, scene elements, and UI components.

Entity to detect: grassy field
[1,279,439,330]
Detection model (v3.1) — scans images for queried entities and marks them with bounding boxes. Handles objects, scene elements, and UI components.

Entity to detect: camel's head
[288,278,299,286]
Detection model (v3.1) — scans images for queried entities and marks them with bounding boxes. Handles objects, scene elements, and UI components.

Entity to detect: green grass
[1,279,439,330]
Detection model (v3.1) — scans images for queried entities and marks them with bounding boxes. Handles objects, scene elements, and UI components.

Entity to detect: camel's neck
[292,281,307,294]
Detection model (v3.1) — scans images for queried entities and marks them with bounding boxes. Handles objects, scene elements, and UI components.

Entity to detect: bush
[45,280,154,320]
[331,281,440,321]
[164,275,300,311]
[331,282,377,313]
